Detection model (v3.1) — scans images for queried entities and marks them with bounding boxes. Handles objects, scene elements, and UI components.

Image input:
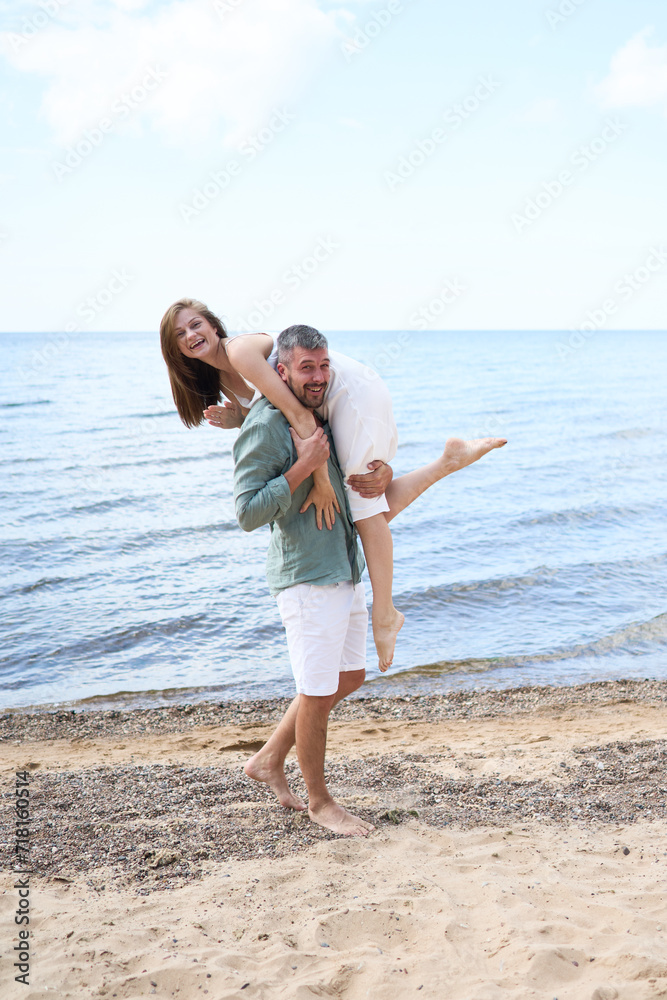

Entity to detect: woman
[160,298,506,671]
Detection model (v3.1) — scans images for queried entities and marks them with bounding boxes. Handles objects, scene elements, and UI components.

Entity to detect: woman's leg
[351,437,506,671]
[354,513,404,672]
[383,436,506,522]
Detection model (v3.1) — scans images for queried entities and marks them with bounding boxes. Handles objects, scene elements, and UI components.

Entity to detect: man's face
[277,346,330,409]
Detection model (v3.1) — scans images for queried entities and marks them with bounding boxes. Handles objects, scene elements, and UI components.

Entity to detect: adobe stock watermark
[213,0,245,19]
[341,0,415,63]
[357,328,507,451]
[16,269,134,382]
[14,769,32,986]
[350,277,466,379]
[353,327,410,380]
[407,277,466,329]
[179,108,295,223]
[512,118,627,233]
[384,76,500,191]
[51,66,167,180]
[555,245,667,360]
[545,0,589,30]
[5,0,70,53]
[234,236,339,332]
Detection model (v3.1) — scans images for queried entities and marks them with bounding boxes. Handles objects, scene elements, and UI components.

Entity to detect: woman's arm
[225,333,339,529]
[225,334,318,439]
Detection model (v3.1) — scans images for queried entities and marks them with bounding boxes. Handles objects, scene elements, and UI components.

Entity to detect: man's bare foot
[244,751,306,811]
[309,799,375,836]
[373,608,405,672]
[441,436,507,474]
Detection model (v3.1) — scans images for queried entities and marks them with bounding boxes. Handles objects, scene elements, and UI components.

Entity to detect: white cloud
[0,0,344,147]
[596,26,667,113]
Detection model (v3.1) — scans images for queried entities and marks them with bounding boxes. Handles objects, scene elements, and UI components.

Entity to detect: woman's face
[174,308,221,363]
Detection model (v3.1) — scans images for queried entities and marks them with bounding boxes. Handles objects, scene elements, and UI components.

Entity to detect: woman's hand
[203,401,244,429]
[300,478,341,531]
[347,460,393,498]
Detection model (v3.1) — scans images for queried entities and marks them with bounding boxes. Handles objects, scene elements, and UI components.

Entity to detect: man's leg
[245,583,317,809]
[333,665,366,704]
[244,695,306,810]
[296,669,373,836]
[244,663,366,812]
[299,583,374,835]
[246,583,374,835]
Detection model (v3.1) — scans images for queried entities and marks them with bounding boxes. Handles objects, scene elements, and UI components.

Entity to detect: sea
[1,330,665,712]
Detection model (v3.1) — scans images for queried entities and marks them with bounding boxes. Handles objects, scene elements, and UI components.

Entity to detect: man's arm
[234,418,329,532]
[346,461,393,498]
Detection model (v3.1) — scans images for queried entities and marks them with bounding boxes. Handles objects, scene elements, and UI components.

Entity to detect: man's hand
[346,460,393,498]
[283,427,330,498]
[290,426,330,473]
[204,401,244,429]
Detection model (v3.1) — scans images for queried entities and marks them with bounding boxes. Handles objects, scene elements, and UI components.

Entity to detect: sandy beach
[1,679,666,999]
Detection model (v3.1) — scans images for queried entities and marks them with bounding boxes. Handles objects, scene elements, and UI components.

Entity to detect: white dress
[230,337,398,522]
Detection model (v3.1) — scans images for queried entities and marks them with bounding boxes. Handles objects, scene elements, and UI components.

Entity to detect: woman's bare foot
[309,799,375,836]
[441,436,507,474]
[244,750,307,811]
[373,608,405,672]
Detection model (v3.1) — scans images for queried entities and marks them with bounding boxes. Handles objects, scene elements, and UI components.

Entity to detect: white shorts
[275,580,367,696]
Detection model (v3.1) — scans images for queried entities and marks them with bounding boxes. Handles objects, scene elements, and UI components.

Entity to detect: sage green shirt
[233,399,364,595]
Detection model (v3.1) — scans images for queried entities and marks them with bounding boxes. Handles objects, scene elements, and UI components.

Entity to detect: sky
[1,0,666,333]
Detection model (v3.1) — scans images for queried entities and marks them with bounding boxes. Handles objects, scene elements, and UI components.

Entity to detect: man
[234,323,378,836]
[234,324,506,836]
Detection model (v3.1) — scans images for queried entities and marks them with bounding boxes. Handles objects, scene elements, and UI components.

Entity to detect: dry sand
[1,679,666,999]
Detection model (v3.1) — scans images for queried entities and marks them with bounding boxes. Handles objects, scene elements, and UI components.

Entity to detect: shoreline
[2,676,666,741]
[1,678,666,998]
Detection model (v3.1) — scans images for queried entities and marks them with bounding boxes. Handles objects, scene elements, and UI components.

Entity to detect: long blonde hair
[160,298,228,427]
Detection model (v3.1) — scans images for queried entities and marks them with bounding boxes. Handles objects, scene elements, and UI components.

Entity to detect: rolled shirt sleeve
[233,418,293,532]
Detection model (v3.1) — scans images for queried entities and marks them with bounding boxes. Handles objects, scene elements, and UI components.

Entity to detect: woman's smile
[174,308,221,359]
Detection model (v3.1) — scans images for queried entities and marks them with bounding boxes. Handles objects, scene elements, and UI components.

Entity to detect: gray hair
[277,324,328,364]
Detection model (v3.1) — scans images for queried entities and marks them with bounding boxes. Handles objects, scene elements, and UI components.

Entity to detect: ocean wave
[5,614,210,667]
[403,611,667,678]
[0,400,51,409]
[118,520,241,551]
[0,517,242,564]
[97,453,231,470]
[399,568,561,610]
[129,410,175,419]
[69,682,241,711]
[601,427,655,440]
[0,456,50,466]
[70,497,143,515]
[513,502,654,528]
[399,552,666,609]
[11,576,71,596]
